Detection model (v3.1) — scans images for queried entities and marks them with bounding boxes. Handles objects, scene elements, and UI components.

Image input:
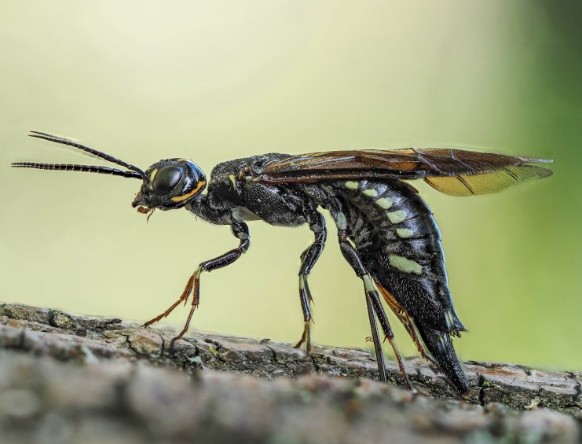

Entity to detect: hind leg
[329,205,411,387]
[376,283,439,368]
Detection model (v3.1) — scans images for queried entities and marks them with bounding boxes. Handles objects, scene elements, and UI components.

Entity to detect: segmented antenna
[11,131,145,179]
[11,162,144,179]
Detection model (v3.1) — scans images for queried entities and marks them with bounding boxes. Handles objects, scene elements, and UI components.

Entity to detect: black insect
[13,131,553,394]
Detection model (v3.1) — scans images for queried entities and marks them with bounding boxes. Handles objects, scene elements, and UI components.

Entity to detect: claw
[143,271,197,328]
[293,320,312,354]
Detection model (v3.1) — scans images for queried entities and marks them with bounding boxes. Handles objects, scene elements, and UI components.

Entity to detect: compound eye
[152,165,182,195]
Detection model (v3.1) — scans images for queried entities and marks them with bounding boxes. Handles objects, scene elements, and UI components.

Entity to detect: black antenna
[11,162,144,179]
[11,131,146,179]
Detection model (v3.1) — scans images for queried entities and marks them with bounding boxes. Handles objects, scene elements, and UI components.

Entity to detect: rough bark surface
[0,303,580,443]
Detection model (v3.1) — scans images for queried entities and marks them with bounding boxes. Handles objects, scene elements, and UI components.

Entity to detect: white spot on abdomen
[387,210,407,224]
[388,254,422,275]
[396,228,414,238]
[362,188,378,198]
[375,197,393,209]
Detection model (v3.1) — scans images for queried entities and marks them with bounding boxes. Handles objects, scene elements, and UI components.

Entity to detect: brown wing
[253,148,552,196]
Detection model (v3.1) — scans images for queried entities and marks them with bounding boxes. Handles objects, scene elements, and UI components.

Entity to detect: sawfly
[12,131,553,393]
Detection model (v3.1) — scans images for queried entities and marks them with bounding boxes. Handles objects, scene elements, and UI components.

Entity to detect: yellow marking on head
[362,188,378,198]
[344,181,359,190]
[387,210,407,224]
[148,169,158,189]
[170,180,206,203]
[228,174,237,188]
[396,228,414,239]
[375,197,393,209]
[388,255,422,275]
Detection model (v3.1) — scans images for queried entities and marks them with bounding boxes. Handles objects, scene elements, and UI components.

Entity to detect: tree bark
[0,303,580,443]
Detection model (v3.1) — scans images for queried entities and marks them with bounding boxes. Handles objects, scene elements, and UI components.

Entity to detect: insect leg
[329,204,411,387]
[294,210,327,353]
[364,290,387,383]
[143,220,250,344]
[365,283,412,389]
[376,282,438,367]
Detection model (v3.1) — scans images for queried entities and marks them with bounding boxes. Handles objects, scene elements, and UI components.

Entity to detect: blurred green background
[1,1,580,370]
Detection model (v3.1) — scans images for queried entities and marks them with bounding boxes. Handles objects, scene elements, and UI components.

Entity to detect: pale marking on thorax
[232,206,261,221]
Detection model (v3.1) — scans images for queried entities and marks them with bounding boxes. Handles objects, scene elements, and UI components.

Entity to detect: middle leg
[294,209,327,353]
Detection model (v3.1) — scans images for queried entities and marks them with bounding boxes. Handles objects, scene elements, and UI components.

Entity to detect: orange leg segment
[375,281,438,367]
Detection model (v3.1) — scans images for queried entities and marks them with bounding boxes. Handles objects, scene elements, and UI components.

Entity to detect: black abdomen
[329,179,468,391]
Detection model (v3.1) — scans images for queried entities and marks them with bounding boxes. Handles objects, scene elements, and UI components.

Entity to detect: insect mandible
[12,131,553,393]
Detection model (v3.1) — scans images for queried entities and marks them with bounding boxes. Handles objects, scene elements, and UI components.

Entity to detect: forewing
[253,148,552,196]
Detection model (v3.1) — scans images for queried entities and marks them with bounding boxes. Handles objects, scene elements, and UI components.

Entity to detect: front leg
[144,219,250,346]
